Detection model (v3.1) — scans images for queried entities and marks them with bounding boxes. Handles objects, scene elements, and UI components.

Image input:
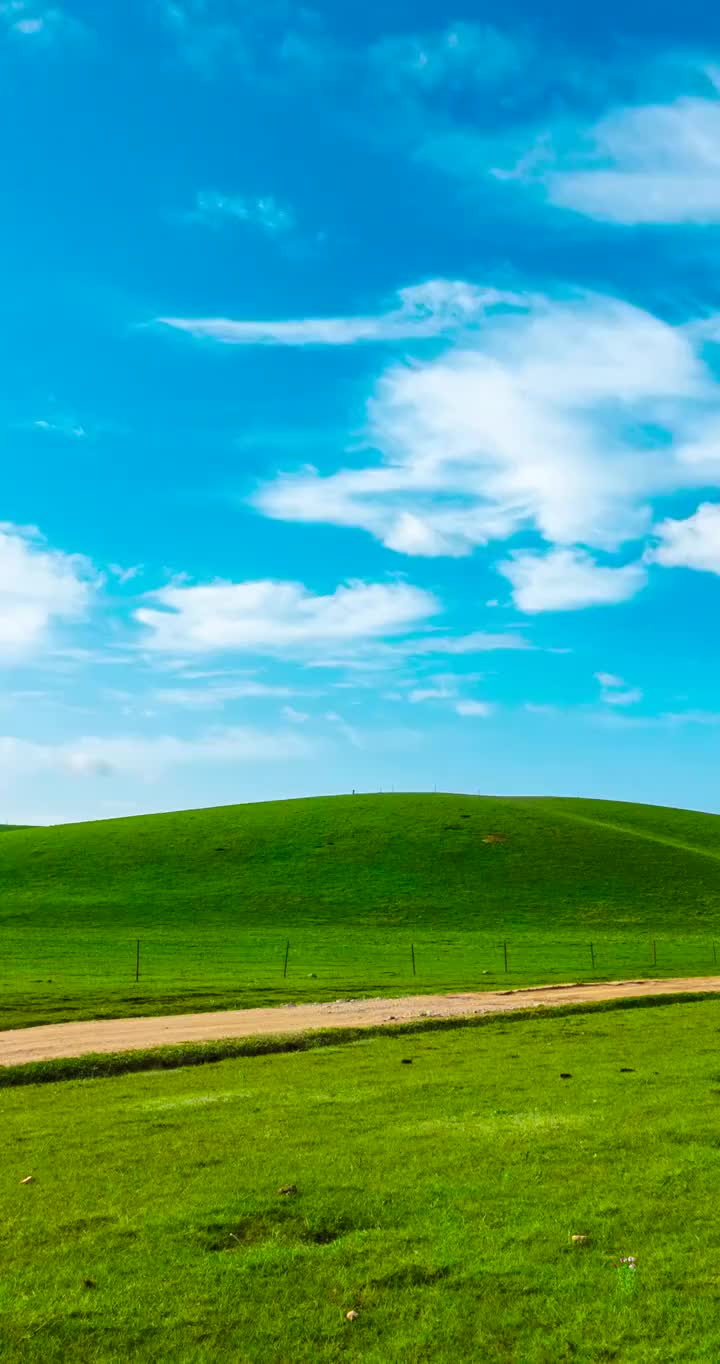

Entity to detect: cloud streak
[156,280,526,347]
[0,727,314,780]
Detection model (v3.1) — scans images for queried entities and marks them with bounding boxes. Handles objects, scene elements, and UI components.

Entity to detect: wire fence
[2,931,720,998]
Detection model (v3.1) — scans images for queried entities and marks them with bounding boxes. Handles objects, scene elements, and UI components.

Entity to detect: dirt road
[2,976,720,1067]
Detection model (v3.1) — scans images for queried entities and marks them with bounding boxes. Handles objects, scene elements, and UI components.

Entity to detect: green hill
[2,793,720,1029]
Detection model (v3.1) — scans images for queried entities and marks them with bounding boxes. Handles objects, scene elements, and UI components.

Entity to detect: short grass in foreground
[3,793,720,1028]
[3,999,720,1362]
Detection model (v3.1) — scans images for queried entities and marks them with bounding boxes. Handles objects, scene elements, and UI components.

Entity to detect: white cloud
[647,502,720,574]
[595,672,643,707]
[0,1,79,39]
[369,21,523,94]
[0,726,314,780]
[545,97,720,225]
[183,190,295,235]
[156,279,525,346]
[109,563,143,585]
[409,686,454,703]
[429,670,484,686]
[282,704,309,723]
[153,681,295,707]
[296,629,533,680]
[32,417,87,438]
[136,577,439,655]
[601,686,643,707]
[254,289,720,565]
[597,708,720,730]
[0,524,96,658]
[407,674,493,713]
[455,699,494,716]
[407,631,531,654]
[499,548,647,613]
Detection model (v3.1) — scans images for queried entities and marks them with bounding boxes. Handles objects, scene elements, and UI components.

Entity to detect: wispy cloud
[181,190,295,236]
[406,631,532,654]
[409,41,720,232]
[157,0,336,82]
[32,417,87,438]
[324,709,362,748]
[455,699,494,717]
[296,629,534,688]
[153,680,295,708]
[368,21,525,96]
[594,672,643,707]
[0,0,81,40]
[543,95,720,225]
[136,577,439,656]
[596,709,720,730]
[108,563,143,585]
[282,704,309,723]
[601,687,643,707]
[408,673,493,714]
[0,726,315,780]
[156,280,525,347]
[408,686,454,703]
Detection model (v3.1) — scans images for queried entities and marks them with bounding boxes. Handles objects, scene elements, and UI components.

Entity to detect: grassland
[3,996,720,1362]
[2,793,720,1029]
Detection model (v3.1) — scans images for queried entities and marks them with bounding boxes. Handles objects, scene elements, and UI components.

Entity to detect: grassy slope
[2,998,720,1362]
[2,793,720,1028]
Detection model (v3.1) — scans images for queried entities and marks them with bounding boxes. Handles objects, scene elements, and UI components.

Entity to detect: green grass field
[3,997,720,1362]
[2,793,720,1029]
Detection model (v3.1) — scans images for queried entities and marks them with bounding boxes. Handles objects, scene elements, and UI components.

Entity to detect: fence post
[135,939,140,983]
[283,940,290,979]
[411,943,416,977]
[590,942,595,970]
[503,941,508,974]
[652,940,657,967]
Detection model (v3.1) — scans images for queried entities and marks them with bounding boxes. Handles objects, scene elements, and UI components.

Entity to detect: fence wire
[2,930,718,999]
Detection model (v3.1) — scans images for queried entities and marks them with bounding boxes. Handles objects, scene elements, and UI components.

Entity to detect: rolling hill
[2,793,720,1028]
[2,792,720,931]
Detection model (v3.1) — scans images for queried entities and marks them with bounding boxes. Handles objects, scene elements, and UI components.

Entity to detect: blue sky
[3,0,720,823]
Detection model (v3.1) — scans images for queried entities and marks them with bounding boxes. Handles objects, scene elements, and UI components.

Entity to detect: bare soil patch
[1,976,720,1067]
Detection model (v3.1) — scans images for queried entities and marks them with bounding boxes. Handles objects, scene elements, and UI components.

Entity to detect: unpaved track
[2,976,720,1067]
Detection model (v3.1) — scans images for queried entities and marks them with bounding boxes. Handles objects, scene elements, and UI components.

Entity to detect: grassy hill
[2,792,720,1028]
